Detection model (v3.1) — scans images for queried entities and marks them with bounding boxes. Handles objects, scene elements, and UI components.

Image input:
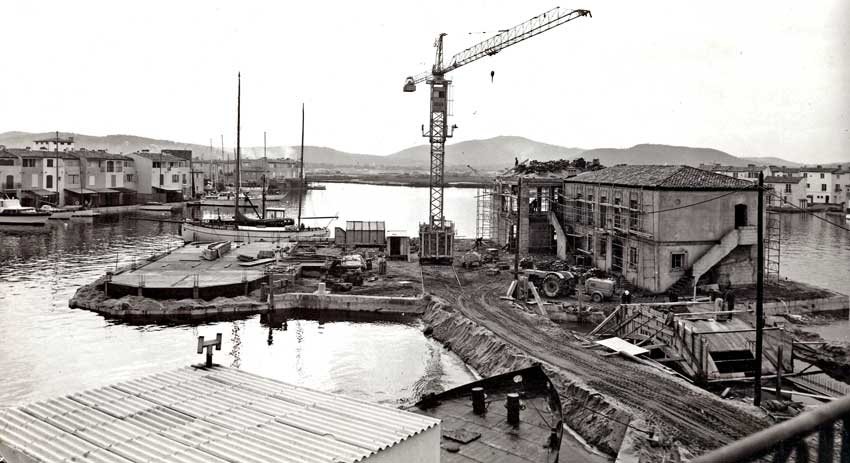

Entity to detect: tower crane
[404,7,590,263]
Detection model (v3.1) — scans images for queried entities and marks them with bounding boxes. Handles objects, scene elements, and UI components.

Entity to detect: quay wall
[271,293,425,314]
[90,202,185,215]
[421,297,631,457]
[70,278,266,321]
[105,277,266,301]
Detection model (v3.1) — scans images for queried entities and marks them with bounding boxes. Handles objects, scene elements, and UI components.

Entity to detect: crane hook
[490,70,495,83]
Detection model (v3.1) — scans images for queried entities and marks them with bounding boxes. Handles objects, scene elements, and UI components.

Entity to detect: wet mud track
[422,265,771,455]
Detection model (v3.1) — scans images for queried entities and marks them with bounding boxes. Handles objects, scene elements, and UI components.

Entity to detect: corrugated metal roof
[0,366,439,463]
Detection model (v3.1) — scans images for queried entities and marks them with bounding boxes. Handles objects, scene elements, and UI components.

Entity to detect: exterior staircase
[691,225,757,285]
[548,210,568,260]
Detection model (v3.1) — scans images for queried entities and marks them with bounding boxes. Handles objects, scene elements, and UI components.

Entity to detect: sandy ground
[420,261,774,458]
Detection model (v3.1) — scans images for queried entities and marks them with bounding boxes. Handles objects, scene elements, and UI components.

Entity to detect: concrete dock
[107,242,279,300]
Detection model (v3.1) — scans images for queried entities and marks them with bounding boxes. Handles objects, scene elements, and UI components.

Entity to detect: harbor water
[0,200,475,409]
[1,182,849,409]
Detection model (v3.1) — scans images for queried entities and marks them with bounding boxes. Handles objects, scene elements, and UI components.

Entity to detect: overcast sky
[2,1,848,163]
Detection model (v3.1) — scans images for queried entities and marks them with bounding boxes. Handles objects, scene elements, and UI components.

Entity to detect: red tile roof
[568,165,758,190]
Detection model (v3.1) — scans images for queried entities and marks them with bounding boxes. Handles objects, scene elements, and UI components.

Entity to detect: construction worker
[378,254,387,275]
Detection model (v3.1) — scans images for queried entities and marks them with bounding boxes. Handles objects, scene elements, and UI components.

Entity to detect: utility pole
[262,131,267,219]
[297,103,305,228]
[514,177,522,283]
[754,172,765,406]
[54,131,60,206]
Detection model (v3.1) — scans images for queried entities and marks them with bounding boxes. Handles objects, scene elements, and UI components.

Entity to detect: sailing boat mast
[262,131,267,219]
[297,103,305,228]
[235,72,241,213]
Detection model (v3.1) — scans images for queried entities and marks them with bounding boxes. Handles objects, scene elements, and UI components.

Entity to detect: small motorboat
[413,365,566,463]
[71,209,101,218]
[0,198,51,226]
[138,202,175,212]
[41,204,82,219]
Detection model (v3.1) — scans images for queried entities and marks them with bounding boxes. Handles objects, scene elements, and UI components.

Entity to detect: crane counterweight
[404,7,590,264]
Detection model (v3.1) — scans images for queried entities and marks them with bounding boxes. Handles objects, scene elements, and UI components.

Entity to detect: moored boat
[0,198,51,226]
[71,209,101,218]
[41,204,82,219]
[181,220,329,243]
[138,201,177,212]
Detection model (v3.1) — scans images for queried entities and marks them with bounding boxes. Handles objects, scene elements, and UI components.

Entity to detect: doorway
[4,175,13,190]
[611,238,624,274]
[734,204,748,228]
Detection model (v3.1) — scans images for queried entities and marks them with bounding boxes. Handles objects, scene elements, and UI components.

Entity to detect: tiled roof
[764,176,804,184]
[568,165,758,190]
[71,150,131,161]
[130,151,186,162]
[798,165,839,173]
[699,164,764,172]
[4,148,78,159]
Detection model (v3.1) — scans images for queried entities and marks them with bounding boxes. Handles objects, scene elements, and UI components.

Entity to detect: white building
[127,150,191,202]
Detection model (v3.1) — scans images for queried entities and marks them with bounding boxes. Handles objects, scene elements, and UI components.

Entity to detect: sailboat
[181,74,329,243]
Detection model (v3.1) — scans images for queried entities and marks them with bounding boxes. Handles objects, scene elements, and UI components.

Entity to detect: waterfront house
[798,165,842,205]
[763,175,807,209]
[67,150,137,207]
[0,149,21,199]
[558,165,759,294]
[128,150,190,202]
[4,147,75,207]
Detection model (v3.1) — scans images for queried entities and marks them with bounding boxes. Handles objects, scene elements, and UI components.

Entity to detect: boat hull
[0,213,50,226]
[139,205,175,212]
[72,210,101,217]
[181,221,329,243]
[48,210,75,220]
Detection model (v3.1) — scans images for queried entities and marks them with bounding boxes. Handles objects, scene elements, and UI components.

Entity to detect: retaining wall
[272,293,425,314]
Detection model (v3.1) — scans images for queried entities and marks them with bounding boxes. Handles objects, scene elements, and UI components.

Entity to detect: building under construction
[489,164,778,295]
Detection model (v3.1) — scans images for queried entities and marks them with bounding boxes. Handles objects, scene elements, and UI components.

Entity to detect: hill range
[0,131,811,170]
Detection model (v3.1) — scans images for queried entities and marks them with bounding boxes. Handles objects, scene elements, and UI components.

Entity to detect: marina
[1,1,849,460]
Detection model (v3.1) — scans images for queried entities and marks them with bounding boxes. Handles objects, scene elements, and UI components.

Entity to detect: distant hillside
[0,131,211,156]
[579,144,756,167]
[739,156,800,167]
[0,131,813,170]
[387,136,584,169]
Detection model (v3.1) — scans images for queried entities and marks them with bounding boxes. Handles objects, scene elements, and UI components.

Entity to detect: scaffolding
[475,186,493,240]
[765,193,782,283]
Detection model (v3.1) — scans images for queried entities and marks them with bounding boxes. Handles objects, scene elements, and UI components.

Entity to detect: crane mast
[404,7,590,264]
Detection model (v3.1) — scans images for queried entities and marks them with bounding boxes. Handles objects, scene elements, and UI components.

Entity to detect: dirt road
[422,265,771,455]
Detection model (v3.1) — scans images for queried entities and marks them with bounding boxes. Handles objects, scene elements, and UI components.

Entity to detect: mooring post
[506,393,520,426]
[471,387,486,415]
[775,345,783,399]
[105,271,113,297]
[193,274,200,300]
[137,274,144,297]
[197,333,223,368]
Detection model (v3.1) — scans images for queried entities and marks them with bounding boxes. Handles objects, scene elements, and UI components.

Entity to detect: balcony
[1,182,22,191]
